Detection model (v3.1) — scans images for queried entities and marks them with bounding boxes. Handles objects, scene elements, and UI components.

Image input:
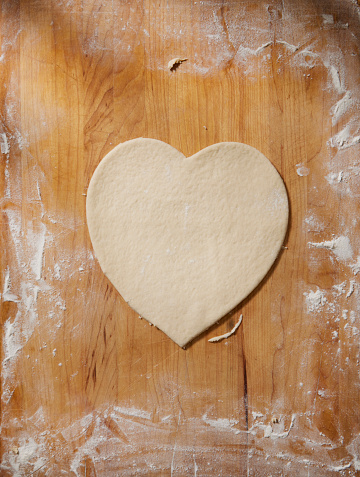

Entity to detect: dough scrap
[208,315,243,342]
[86,138,288,347]
[167,57,188,70]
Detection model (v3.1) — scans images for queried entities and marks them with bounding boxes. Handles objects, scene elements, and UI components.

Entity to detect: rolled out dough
[86,138,288,347]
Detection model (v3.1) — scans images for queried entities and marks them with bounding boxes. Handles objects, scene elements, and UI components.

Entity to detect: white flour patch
[329,121,360,150]
[2,437,46,477]
[308,236,353,261]
[331,91,354,126]
[328,65,345,94]
[304,215,325,232]
[69,417,110,477]
[347,280,356,298]
[304,289,327,312]
[325,171,343,185]
[28,222,46,281]
[233,43,272,68]
[330,463,352,471]
[2,267,19,302]
[3,317,22,363]
[113,406,152,420]
[332,281,347,296]
[61,413,94,442]
[4,208,23,267]
[351,256,360,275]
[4,158,10,198]
[288,47,319,69]
[276,40,299,52]
[54,263,61,280]
[325,157,360,198]
[2,282,41,375]
[1,402,359,475]
[13,128,29,150]
[322,14,334,25]
[202,414,239,432]
[1,132,10,154]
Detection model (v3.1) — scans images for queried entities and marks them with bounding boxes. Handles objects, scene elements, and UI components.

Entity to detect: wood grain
[1,0,360,475]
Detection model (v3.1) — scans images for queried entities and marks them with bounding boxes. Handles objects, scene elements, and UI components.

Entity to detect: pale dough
[86,138,288,347]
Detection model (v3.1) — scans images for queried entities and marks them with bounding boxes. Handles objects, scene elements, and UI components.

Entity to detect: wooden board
[1,0,360,475]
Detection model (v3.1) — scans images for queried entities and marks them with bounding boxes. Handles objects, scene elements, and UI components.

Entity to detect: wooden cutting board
[1,0,360,475]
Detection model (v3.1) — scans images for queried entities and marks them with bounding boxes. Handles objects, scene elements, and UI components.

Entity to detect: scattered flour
[308,236,353,261]
[1,3,360,476]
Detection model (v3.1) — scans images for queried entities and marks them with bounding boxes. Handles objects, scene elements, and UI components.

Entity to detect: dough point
[86,138,288,347]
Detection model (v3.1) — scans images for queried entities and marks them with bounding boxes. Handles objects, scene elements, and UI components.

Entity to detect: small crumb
[58,363,63,367]
[296,163,310,177]
[168,57,188,71]
[53,348,57,357]
[11,447,19,455]
[203,126,207,130]
[272,417,279,424]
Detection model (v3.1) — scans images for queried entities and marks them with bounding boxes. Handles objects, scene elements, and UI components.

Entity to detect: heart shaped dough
[86,138,288,347]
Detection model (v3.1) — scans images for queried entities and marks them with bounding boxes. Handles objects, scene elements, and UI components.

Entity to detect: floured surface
[87,139,288,347]
[1,0,360,475]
